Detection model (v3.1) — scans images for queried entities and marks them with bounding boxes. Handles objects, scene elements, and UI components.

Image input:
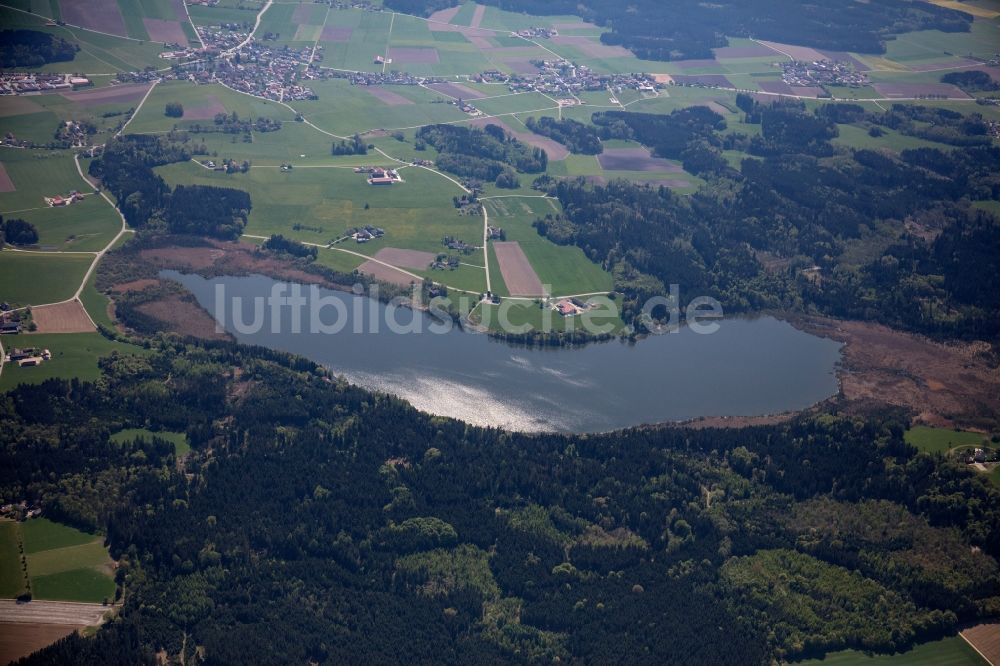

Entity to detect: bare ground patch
[59,83,152,106]
[373,247,437,270]
[320,26,353,42]
[183,95,227,120]
[961,623,1000,666]
[0,163,15,193]
[426,82,485,100]
[0,623,80,664]
[59,0,127,37]
[0,599,108,625]
[31,300,95,333]
[143,18,189,46]
[793,316,1000,430]
[357,260,417,287]
[493,241,544,297]
[597,148,683,172]
[362,86,414,106]
[388,47,440,64]
[0,96,43,117]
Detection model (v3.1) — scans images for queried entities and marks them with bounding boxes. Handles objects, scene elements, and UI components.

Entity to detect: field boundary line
[960,630,996,666]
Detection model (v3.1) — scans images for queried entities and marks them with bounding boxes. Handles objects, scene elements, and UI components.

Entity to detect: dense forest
[416,123,547,185]
[89,136,251,239]
[2,337,999,664]
[0,29,78,68]
[1,216,38,246]
[530,100,1000,341]
[384,0,971,60]
[524,117,602,155]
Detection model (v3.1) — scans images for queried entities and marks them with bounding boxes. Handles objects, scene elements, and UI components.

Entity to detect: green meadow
[110,428,191,456]
[0,252,93,306]
[0,521,27,598]
[797,635,986,666]
[0,333,150,392]
[19,518,115,603]
[904,426,987,454]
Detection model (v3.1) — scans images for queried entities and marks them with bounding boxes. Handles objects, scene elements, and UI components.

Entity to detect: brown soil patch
[136,293,231,341]
[793,316,1000,430]
[388,47,440,64]
[962,623,1000,665]
[0,163,15,193]
[362,86,414,106]
[59,83,152,106]
[493,241,544,297]
[143,18,189,46]
[0,96,43,117]
[112,278,160,293]
[597,148,683,172]
[0,623,80,664]
[320,26,353,42]
[469,4,486,28]
[59,0,127,37]
[373,247,436,270]
[0,599,108,626]
[426,82,485,100]
[183,95,227,120]
[428,6,461,24]
[714,44,775,58]
[357,260,417,287]
[30,300,96,333]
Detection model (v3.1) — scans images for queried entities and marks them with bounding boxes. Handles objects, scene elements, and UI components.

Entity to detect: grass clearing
[904,426,986,454]
[110,428,190,456]
[0,522,27,598]
[797,635,986,665]
[30,568,115,603]
[16,519,114,602]
[20,518,95,555]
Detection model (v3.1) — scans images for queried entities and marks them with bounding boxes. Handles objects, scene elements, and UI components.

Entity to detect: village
[475,61,657,96]
[779,59,869,88]
[0,72,92,95]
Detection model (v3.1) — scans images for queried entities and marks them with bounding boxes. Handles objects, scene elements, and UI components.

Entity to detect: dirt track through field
[0,599,108,625]
[358,260,418,286]
[59,0,127,37]
[493,241,544,297]
[30,300,96,333]
[0,163,15,193]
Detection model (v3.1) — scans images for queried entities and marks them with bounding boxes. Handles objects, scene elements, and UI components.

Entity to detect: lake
[165,271,843,433]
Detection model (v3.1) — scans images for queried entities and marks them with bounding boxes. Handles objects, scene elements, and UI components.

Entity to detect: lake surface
[165,271,843,433]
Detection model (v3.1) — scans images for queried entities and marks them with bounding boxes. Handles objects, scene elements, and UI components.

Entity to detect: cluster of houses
[780,60,868,88]
[0,73,91,95]
[512,27,558,40]
[443,236,474,253]
[349,225,385,243]
[961,447,998,466]
[5,346,51,367]
[474,62,658,97]
[552,298,590,317]
[353,167,401,185]
[431,254,460,270]
[0,501,42,521]
[45,190,85,207]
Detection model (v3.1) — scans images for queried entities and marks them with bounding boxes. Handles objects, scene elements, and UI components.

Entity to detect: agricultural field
[797,635,987,665]
[904,426,988,454]
[110,428,190,456]
[0,252,92,306]
[19,518,115,603]
[0,521,27,598]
